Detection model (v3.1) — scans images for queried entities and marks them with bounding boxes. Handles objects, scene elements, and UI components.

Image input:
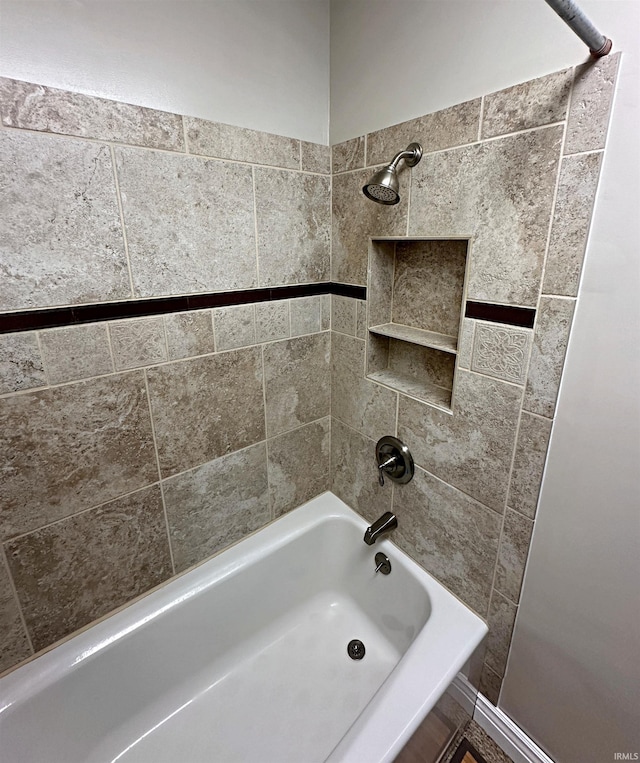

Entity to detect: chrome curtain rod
[544,0,612,56]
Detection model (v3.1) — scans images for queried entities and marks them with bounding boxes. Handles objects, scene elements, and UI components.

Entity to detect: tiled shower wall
[329,55,619,703]
[0,54,619,704]
[0,79,332,673]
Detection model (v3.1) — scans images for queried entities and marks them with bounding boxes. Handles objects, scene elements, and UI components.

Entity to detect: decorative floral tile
[471,323,532,384]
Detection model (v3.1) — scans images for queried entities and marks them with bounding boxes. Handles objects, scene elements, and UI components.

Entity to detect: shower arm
[387,144,422,172]
[543,0,612,56]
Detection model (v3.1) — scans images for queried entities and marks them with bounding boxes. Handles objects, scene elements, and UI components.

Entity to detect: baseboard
[473,692,555,763]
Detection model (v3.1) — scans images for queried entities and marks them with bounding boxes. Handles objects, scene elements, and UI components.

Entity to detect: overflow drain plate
[347,639,366,660]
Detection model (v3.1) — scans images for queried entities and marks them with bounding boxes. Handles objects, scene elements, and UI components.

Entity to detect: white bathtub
[0,492,486,763]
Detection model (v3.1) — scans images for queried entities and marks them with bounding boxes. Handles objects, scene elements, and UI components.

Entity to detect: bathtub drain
[347,639,366,660]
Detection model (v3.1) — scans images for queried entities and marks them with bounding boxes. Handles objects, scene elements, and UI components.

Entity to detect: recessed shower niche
[366,238,470,411]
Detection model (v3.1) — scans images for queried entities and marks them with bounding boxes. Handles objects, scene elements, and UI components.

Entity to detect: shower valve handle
[378,455,398,486]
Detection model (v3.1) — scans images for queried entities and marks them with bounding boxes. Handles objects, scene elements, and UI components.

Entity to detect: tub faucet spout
[364,512,398,545]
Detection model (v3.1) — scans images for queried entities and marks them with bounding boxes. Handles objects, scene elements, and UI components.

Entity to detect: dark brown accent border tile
[0,284,366,335]
[465,301,536,329]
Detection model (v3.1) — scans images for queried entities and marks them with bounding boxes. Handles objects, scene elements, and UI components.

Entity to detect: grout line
[411,461,505,519]
[34,330,51,387]
[261,344,270,442]
[182,116,189,154]
[0,124,328,175]
[209,309,217,353]
[104,322,117,373]
[465,367,526,391]
[394,392,400,438]
[561,147,604,159]
[0,325,332,400]
[0,545,35,655]
[334,121,567,178]
[252,166,261,287]
[143,368,175,575]
[5,481,163,541]
[109,145,136,298]
[538,293,577,302]
[160,313,170,362]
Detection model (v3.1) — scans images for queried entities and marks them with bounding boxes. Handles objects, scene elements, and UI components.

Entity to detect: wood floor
[449,738,488,763]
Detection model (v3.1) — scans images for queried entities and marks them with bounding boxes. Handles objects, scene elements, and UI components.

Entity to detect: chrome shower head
[362,142,423,205]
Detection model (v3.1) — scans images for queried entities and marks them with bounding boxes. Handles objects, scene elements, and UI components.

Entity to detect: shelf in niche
[366,237,471,412]
[368,368,452,411]
[369,323,458,354]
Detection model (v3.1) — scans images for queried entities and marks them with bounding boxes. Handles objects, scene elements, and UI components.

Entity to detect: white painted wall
[331,2,640,761]
[500,16,640,761]
[0,0,330,143]
[331,0,620,143]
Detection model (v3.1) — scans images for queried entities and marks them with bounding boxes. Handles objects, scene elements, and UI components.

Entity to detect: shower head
[362,142,423,205]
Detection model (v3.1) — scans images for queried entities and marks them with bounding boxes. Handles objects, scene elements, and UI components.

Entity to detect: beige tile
[331,295,357,335]
[332,137,365,173]
[255,301,290,343]
[109,316,167,370]
[331,418,391,524]
[495,509,534,603]
[213,304,256,351]
[0,77,184,151]
[255,168,330,286]
[115,147,257,297]
[5,485,172,652]
[264,333,330,437]
[523,297,575,418]
[185,117,300,168]
[332,332,397,443]
[163,444,270,572]
[409,126,563,307]
[388,340,455,391]
[164,310,215,360]
[146,348,265,477]
[320,294,331,331]
[366,100,481,167]
[290,296,322,336]
[543,152,603,296]
[393,240,467,336]
[268,418,331,517]
[485,591,518,676]
[398,370,522,512]
[367,240,396,327]
[457,319,475,370]
[508,412,552,518]
[482,69,573,138]
[301,141,331,174]
[479,664,502,706]
[40,323,113,384]
[565,53,620,154]
[0,131,129,311]
[471,322,532,385]
[332,169,408,286]
[0,555,32,673]
[0,333,47,394]
[0,372,157,538]
[393,466,501,616]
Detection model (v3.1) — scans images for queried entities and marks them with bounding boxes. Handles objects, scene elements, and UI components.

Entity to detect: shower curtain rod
[544,0,612,56]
